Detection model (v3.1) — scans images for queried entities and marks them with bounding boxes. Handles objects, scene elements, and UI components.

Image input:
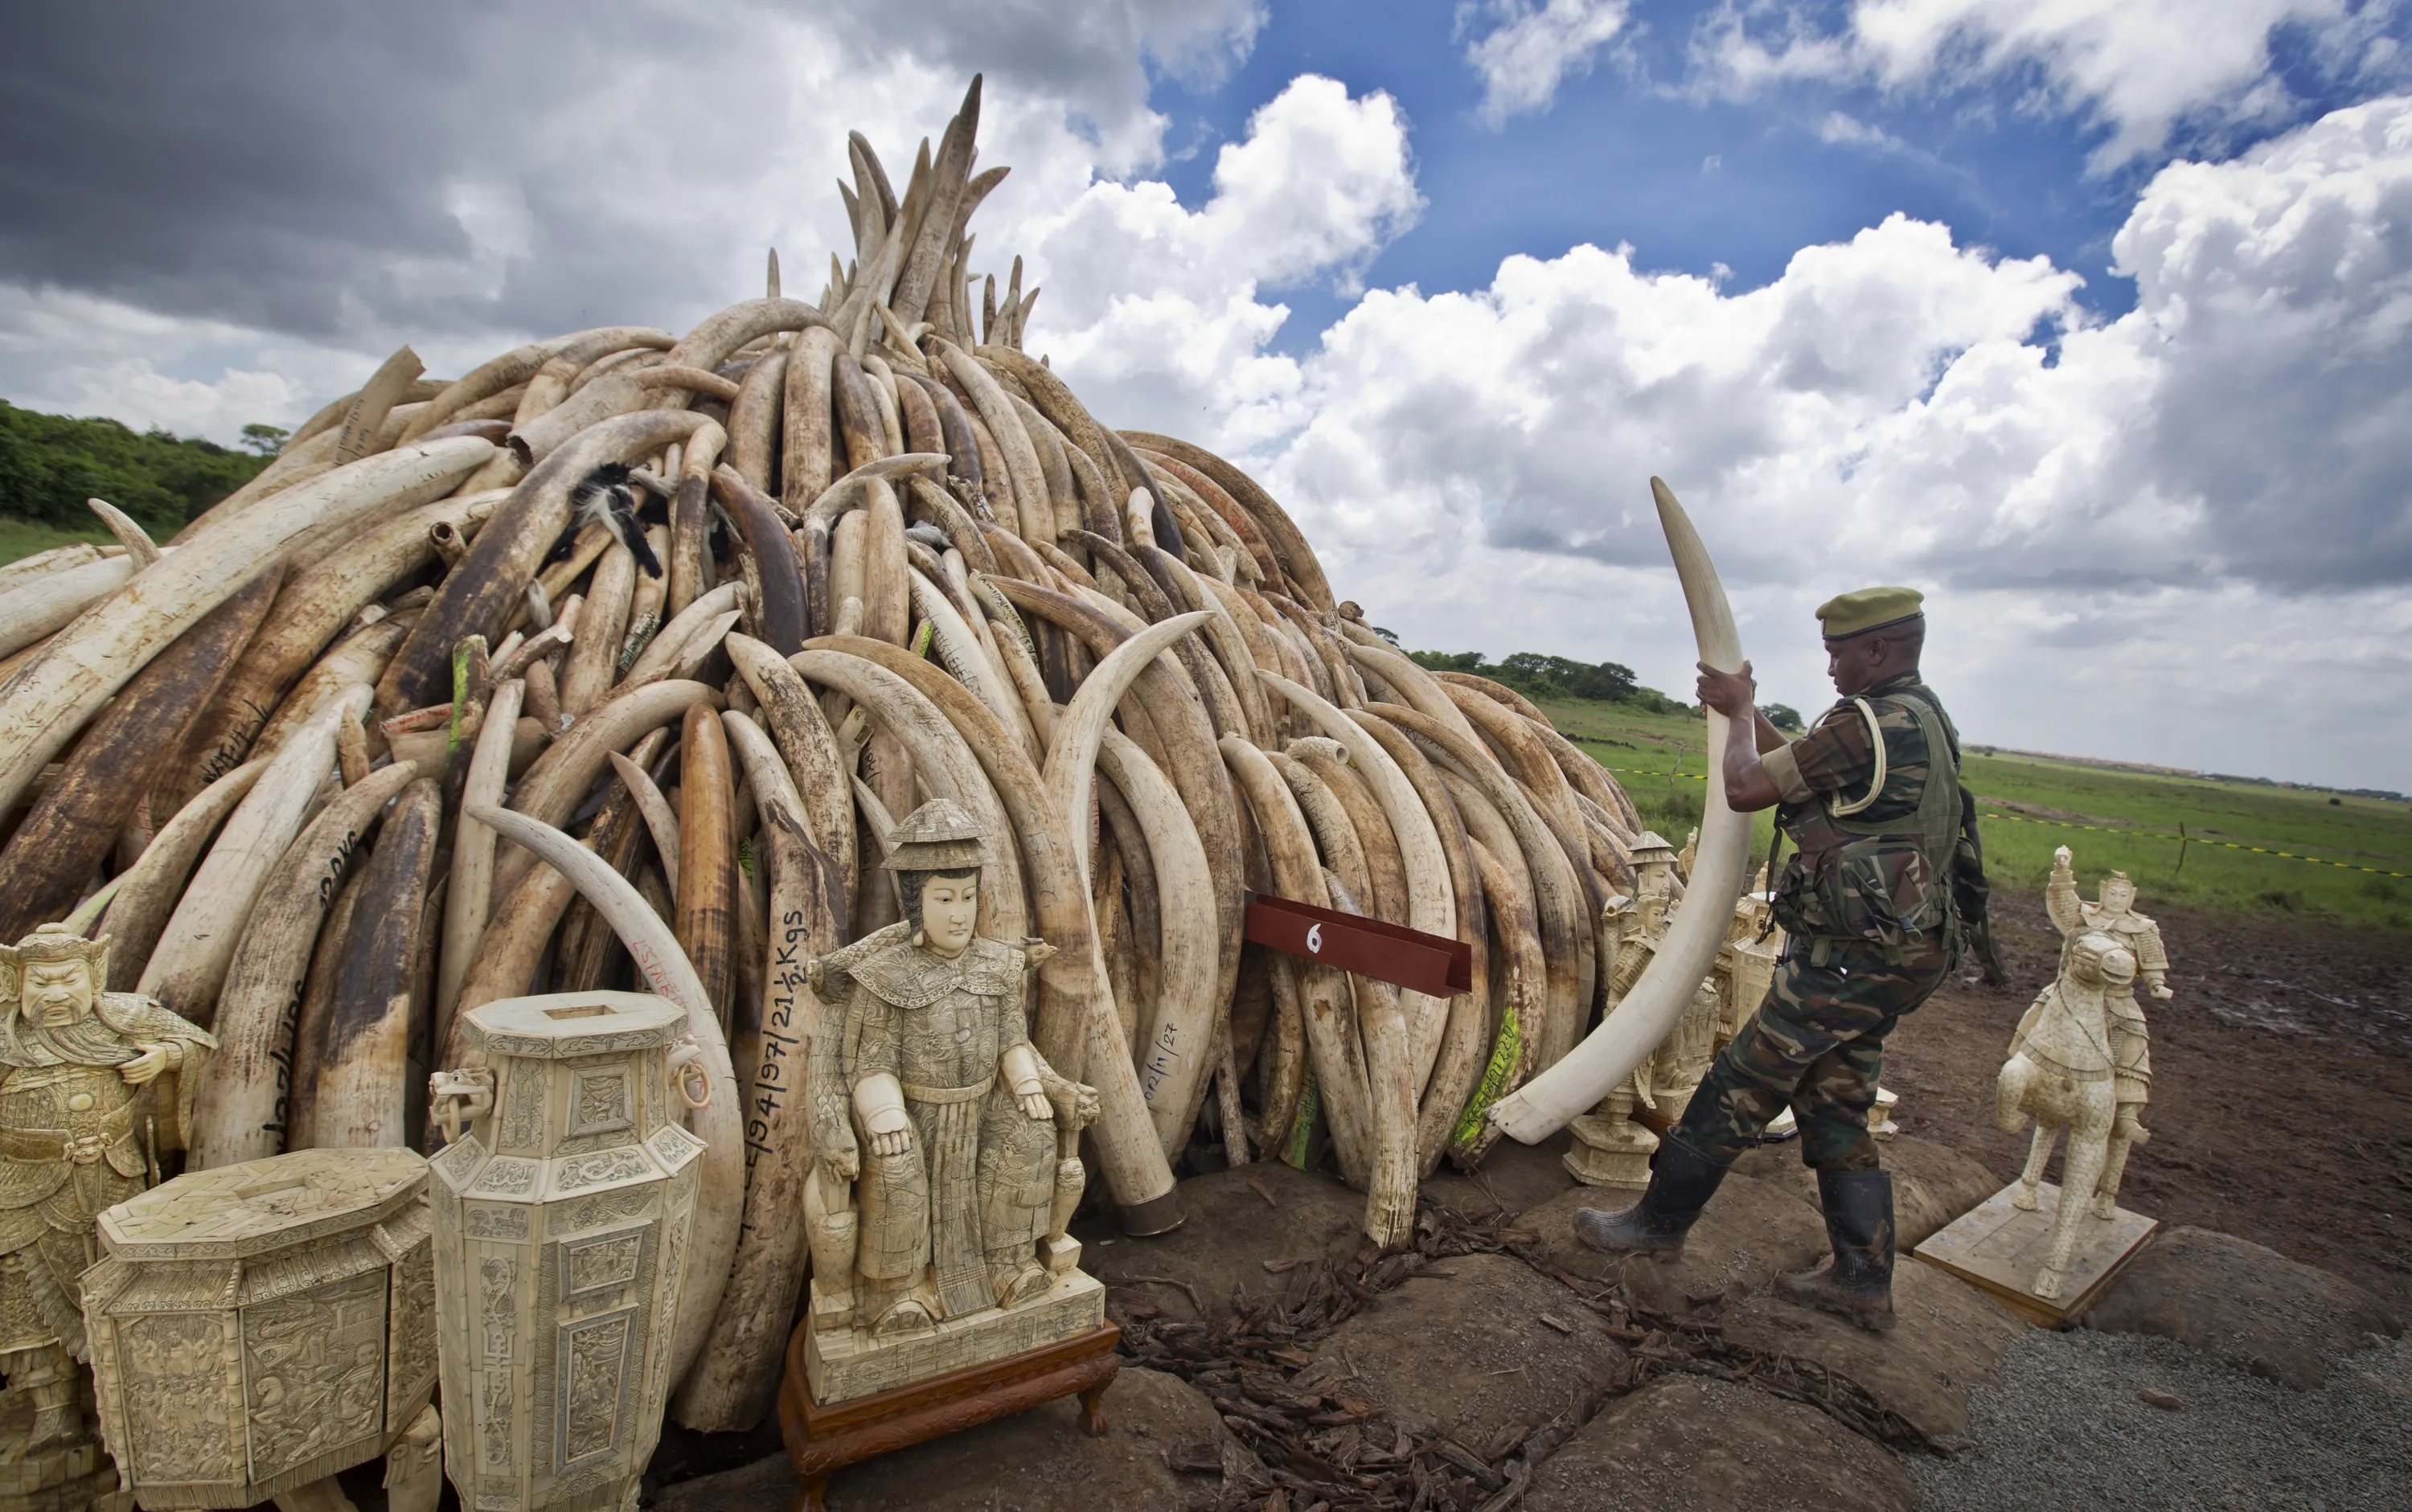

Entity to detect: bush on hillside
[1407,647,1689,712]
[0,401,271,534]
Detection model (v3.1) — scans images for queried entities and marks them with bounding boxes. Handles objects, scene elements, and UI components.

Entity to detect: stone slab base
[804,1270,1105,1405]
[1913,1179,2156,1328]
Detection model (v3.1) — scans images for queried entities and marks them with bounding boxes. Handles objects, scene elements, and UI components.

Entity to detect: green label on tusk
[1450,1002,1524,1159]
[1282,1069,1319,1170]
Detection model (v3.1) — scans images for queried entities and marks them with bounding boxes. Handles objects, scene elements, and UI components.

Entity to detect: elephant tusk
[1486,477,1751,1142]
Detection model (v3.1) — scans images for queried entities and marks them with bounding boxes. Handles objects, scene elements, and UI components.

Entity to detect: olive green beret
[1816,586,1925,641]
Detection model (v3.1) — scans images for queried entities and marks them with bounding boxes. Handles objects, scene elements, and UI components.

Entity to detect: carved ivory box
[78,1147,434,1509]
[428,993,704,1512]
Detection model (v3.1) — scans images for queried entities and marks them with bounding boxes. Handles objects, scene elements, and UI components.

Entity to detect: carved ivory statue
[1713,869,1785,1047]
[1566,834,1722,1188]
[1996,848,2156,1298]
[802,800,1098,1344]
[0,924,212,1460]
[2046,845,2167,1120]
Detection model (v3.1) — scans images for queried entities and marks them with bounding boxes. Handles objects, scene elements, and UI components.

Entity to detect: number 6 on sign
[1241,892,1471,998]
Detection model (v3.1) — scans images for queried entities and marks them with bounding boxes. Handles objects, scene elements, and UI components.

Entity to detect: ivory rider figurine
[2041,845,2158,1210]
[2047,843,2164,1136]
[804,800,1096,1338]
[1573,587,1992,1331]
[1997,915,2146,1297]
[0,924,214,1448]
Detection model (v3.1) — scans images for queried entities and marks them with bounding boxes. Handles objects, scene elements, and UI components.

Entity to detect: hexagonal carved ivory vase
[79,1146,435,1509]
[427,993,706,1512]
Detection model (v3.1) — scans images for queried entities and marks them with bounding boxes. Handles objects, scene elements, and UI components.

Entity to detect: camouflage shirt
[1762,671,1959,830]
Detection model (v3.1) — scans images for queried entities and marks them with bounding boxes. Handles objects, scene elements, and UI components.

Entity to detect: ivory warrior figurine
[1996,848,2156,1298]
[803,800,1099,1354]
[0,925,212,1457]
[2046,844,2164,1137]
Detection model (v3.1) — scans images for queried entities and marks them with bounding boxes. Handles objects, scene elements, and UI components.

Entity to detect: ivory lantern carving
[800,799,1105,1405]
[0,924,214,1512]
[79,1147,435,1510]
[1995,846,2160,1298]
[426,992,708,1512]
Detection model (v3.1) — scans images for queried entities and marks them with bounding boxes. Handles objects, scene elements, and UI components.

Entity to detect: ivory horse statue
[1994,929,2140,1298]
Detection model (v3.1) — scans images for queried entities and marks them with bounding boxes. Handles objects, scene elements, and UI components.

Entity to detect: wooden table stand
[777,1319,1122,1512]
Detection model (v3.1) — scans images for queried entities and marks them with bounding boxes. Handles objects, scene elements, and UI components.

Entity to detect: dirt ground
[1883,889,2412,1316]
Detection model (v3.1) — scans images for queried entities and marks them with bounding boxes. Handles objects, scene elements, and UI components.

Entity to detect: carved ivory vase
[78,1147,435,1509]
[427,993,707,1512]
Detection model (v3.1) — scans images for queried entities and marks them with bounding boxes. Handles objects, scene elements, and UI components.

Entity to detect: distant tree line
[1405,648,1692,713]
[0,401,273,535]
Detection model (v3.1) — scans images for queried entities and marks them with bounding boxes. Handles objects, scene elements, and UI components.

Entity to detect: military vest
[1770,686,1963,957]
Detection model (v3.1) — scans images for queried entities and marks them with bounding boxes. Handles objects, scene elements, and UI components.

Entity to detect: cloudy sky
[3,1,2409,788]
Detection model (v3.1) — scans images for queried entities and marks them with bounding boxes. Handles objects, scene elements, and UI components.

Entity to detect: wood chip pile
[0,76,1695,1434]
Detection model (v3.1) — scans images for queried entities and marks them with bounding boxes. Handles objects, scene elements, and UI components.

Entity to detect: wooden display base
[777,1319,1122,1512]
[1913,1179,2157,1328]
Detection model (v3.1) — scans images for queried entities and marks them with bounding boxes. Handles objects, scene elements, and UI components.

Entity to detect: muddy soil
[1885,890,2412,1314]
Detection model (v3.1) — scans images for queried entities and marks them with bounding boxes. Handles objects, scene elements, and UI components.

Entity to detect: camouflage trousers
[1667,934,1952,1173]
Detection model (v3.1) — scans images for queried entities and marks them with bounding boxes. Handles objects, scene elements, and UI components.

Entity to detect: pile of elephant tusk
[0,76,1749,1433]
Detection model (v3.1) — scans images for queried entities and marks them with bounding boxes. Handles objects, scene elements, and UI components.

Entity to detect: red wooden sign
[1242,892,1471,998]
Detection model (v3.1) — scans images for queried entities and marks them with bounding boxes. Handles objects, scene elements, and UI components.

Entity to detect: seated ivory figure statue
[804,800,1097,1338]
[1996,848,2154,1299]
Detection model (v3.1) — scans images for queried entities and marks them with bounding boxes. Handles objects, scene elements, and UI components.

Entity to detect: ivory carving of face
[23,957,94,1029]
[1635,867,1672,935]
[2099,875,2136,914]
[920,875,979,960]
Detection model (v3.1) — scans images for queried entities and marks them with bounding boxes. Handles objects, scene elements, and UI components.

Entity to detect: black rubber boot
[1571,1140,1729,1262]
[1775,1169,1897,1331]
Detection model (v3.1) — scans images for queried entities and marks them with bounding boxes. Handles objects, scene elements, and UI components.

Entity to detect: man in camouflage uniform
[1575,587,1991,1331]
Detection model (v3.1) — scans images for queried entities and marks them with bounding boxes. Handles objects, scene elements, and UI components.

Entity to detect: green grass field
[1537,695,2412,932]
[0,516,113,564]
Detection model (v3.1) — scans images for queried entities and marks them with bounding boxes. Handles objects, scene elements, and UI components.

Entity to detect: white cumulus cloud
[1201,93,2412,787]
[1695,0,2401,170]
[1461,0,1633,125]
[1019,75,1422,450]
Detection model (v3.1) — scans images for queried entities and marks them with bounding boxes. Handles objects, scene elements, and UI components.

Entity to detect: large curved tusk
[84,498,161,568]
[668,709,843,1432]
[1257,671,1455,1087]
[311,776,443,1150]
[786,648,1027,940]
[100,760,267,991]
[137,690,364,1029]
[1042,611,1212,879]
[436,677,526,1044]
[0,568,281,943]
[490,678,720,899]
[907,567,1033,756]
[1094,727,1218,1159]
[1487,477,1750,1141]
[192,759,420,1168]
[163,490,505,813]
[466,803,745,1395]
[645,297,831,412]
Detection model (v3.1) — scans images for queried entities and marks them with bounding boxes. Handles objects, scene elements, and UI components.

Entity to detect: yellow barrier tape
[1975,811,2412,879]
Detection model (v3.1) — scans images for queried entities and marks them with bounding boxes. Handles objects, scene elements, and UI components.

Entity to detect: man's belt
[899,1073,995,1105]
[0,1103,137,1163]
